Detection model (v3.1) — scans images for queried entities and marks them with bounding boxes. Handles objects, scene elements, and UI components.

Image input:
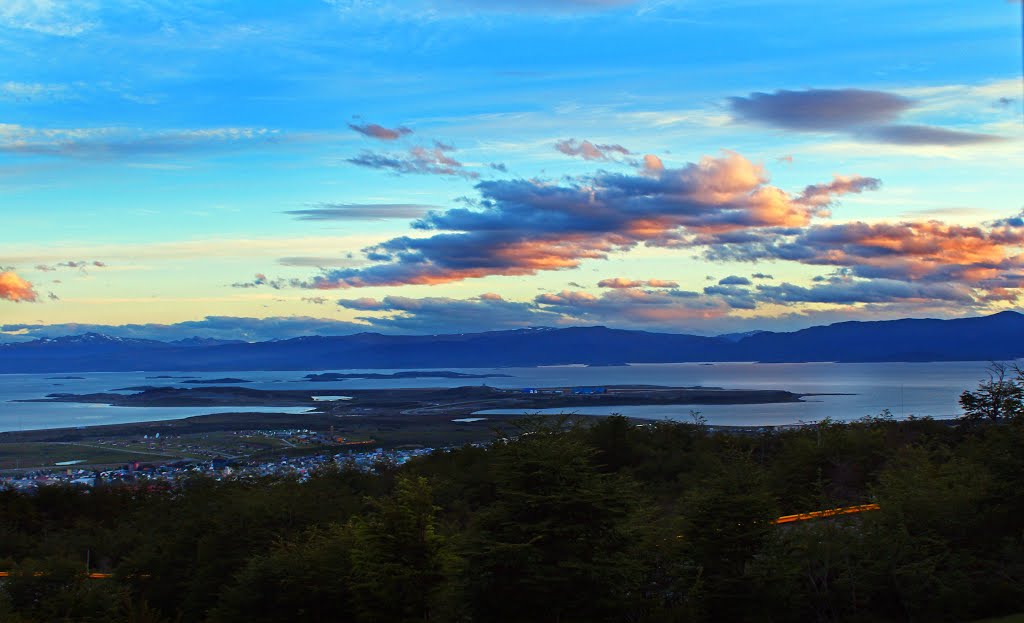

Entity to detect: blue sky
[1,0,1022,341]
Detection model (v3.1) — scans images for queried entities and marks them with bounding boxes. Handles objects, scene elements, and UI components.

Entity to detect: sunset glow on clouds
[1,0,1021,340]
[304,151,880,289]
[0,272,37,303]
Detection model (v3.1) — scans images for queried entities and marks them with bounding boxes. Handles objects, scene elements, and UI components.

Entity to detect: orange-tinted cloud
[598,277,680,288]
[310,151,879,288]
[642,154,664,173]
[704,219,1024,298]
[0,271,38,302]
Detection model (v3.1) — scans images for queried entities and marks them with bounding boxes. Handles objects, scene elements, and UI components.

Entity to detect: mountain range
[1,311,1022,373]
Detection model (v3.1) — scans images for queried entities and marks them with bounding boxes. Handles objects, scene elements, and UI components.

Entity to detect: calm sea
[0,361,1000,432]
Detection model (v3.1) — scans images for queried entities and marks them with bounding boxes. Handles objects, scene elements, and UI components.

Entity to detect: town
[0,428,440,491]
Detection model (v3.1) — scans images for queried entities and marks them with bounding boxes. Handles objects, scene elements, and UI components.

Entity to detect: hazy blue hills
[1,311,1023,373]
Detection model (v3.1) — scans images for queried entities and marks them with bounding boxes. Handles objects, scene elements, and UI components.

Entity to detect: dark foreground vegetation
[1,406,1022,623]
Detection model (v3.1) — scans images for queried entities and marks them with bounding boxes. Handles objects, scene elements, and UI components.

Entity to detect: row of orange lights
[773,503,881,525]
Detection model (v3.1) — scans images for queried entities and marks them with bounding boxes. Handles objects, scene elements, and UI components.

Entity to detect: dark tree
[460,417,641,623]
[959,362,1024,423]
[348,475,453,623]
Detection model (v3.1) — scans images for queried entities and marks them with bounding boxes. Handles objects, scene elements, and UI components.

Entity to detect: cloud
[348,141,479,179]
[333,288,747,335]
[862,124,1005,146]
[322,283,1003,334]
[0,271,38,302]
[231,274,310,290]
[534,290,598,306]
[308,151,878,288]
[0,81,71,102]
[336,287,732,334]
[325,0,639,17]
[797,175,882,208]
[986,211,1024,228]
[348,122,412,140]
[0,124,281,159]
[701,284,757,309]
[554,138,631,161]
[755,279,976,306]
[231,273,270,289]
[0,0,97,36]
[3,235,380,267]
[701,218,1024,304]
[33,260,108,272]
[337,293,562,333]
[598,277,679,288]
[448,0,638,10]
[642,154,664,173]
[1,316,369,342]
[285,203,437,221]
[729,88,1003,146]
[718,275,751,286]
[277,256,360,268]
[751,272,773,279]
[534,288,732,326]
[729,88,912,130]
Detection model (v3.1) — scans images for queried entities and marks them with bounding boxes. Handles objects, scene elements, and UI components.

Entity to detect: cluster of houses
[0,445,439,491]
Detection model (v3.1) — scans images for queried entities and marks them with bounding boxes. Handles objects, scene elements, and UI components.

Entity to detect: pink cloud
[348,122,413,140]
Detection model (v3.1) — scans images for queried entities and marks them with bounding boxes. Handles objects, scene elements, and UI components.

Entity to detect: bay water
[0,361,999,432]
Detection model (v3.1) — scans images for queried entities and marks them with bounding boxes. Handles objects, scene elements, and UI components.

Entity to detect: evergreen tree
[678,451,778,621]
[460,417,641,623]
[348,475,453,623]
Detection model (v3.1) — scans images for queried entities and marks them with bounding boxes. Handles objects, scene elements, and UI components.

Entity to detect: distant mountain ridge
[2,311,1023,373]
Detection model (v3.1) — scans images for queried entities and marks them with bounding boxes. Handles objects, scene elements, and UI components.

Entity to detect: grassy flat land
[0,442,178,471]
[0,428,383,472]
[0,408,527,450]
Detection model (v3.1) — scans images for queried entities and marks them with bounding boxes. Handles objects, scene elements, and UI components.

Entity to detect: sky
[1,0,1022,341]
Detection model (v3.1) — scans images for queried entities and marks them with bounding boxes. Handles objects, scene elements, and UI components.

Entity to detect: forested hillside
[1,411,1022,622]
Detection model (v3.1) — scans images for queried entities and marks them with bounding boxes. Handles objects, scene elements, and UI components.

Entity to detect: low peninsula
[302,371,511,381]
[4,384,809,448]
